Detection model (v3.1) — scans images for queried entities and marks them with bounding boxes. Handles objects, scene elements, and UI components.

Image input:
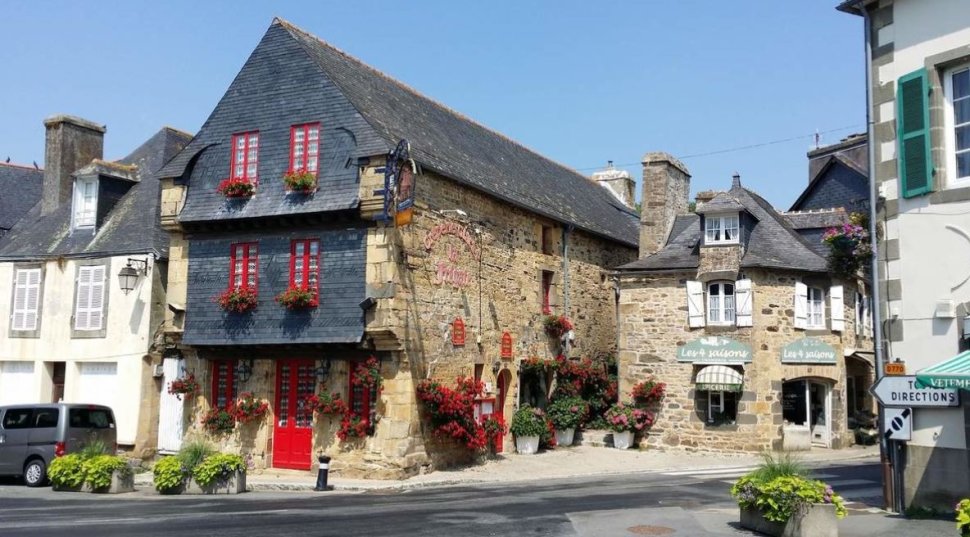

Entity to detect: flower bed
[276,287,318,309]
[217,178,256,198]
[215,288,258,313]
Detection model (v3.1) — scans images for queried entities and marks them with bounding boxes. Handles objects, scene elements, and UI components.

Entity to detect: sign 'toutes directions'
[869,375,960,408]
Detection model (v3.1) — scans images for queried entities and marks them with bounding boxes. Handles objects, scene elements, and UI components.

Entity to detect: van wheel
[23,459,46,487]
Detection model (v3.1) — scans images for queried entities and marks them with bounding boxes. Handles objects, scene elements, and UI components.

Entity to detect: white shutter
[12,268,40,331]
[75,266,105,331]
[735,279,753,327]
[855,292,863,335]
[830,285,844,332]
[794,282,808,330]
[686,280,706,328]
[864,296,873,337]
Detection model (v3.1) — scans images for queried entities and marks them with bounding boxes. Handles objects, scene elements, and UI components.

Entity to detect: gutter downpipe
[859,1,894,513]
[562,225,574,355]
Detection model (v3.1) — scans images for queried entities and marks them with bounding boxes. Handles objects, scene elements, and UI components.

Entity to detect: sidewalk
[134,443,881,493]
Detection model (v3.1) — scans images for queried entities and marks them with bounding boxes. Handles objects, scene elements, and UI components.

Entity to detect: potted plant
[730,453,846,537]
[276,287,318,309]
[49,453,133,494]
[957,498,970,537]
[283,170,317,194]
[604,402,653,449]
[546,396,588,447]
[305,389,348,416]
[201,407,236,435]
[153,456,188,494]
[543,315,573,339]
[189,453,247,494]
[482,414,507,452]
[509,405,547,454]
[822,212,872,278]
[217,178,256,198]
[232,392,269,424]
[631,377,666,406]
[168,373,200,400]
[215,287,258,313]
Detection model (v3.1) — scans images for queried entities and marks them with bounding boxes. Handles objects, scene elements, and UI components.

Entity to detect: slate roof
[694,191,745,214]
[617,183,829,273]
[161,19,639,247]
[0,127,191,260]
[0,163,43,233]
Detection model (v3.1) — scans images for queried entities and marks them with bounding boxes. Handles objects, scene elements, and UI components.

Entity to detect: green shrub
[178,440,216,470]
[509,405,547,438]
[748,451,807,483]
[546,396,589,430]
[83,455,130,490]
[49,454,86,488]
[731,474,847,523]
[956,498,970,536]
[192,454,246,487]
[79,440,109,459]
[153,456,188,493]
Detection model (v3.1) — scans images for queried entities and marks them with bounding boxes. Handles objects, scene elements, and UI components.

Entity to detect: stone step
[576,429,613,448]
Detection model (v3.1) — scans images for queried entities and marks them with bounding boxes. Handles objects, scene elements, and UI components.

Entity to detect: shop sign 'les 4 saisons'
[780,337,837,364]
[676,336,752,364]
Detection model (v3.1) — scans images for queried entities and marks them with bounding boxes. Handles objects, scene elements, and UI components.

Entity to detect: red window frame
[230,131,260,183]
[289,239,320,293]
[288,123,320,176]
[211,360,238,410]
[349,365,375,423]
[541,271,553,314]
[229,242,259,291]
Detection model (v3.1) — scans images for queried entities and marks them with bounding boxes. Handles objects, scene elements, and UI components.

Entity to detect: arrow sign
[870,375,960,408]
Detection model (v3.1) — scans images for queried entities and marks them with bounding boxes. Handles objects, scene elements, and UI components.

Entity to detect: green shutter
[897,69,933,198]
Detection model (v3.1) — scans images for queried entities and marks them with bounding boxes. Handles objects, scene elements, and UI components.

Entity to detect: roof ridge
[274,18,601,189]
[782,207,844,215]
[162,125,194,138]
[0,162,43,172]
[739,187,827,262]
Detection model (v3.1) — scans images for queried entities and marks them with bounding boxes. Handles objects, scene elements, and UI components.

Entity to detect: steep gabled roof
[0,163,43,232]
[0,127,191,260]
[275,19,639,247]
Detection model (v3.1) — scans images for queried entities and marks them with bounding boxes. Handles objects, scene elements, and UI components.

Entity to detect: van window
[33,408,59,428]
[69,408,114,429]
[2,409,33,429]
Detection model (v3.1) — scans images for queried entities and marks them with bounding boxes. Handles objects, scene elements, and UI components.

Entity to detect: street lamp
[117,258,149,295]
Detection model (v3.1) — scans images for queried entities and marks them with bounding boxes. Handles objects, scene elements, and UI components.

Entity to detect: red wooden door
[273,360,315,470]
[495,370,512,453]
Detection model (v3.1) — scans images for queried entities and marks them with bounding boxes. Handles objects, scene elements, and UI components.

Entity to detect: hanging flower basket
[283,171,317,194]
[217,178,256,198]
[351,356,382,392]
[275,287,318,309]
[821,212,872,278]
[337,412,370,441]
[232,392,269,424]
[167,373,200,401]
[201,407,236,435]
[631,377,667,406]
[215,288,258,313]
[305,390,347,416]
[543,315,573,338]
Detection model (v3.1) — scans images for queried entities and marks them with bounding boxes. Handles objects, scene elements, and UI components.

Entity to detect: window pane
[957,151,970,179]
[955,97,970,125]
[954,69,970,100]
[957,125,970,151]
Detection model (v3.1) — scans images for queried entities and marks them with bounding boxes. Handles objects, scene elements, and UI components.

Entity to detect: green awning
[695,365,743,392]
[915,350,970,390]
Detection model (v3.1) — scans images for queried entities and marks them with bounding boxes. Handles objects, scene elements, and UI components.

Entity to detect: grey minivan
[0,403,116,486]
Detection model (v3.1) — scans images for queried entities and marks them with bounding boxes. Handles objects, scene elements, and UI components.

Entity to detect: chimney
[732,172,742,189]
[591,160,636,208]
[42,115,105,216]
[640,152,690,258]
[695,190,717,206]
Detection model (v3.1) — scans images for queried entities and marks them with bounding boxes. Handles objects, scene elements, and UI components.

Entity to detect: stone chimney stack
[639,152,690,258]
[591,161,636,209]
[42,115,105,216]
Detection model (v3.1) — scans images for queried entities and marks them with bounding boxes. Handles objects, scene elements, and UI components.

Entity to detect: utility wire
[573,124,865,171]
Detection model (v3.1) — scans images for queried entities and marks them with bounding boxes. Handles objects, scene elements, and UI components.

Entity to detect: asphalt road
[0,461,881,537]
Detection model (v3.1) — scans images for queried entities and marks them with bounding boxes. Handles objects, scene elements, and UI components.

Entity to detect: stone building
[0,114,190,456]
[158,18,638,478]
[615,153,873,453]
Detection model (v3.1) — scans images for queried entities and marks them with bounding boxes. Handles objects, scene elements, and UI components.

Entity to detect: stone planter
[515,435,540,454]
[612,430,633,449]
[184,470,247,495]
[554,428,575,447]
[739,504,837,537]
[52,470,134,494]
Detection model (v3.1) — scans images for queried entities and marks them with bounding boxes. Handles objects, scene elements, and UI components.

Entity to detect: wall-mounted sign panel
[780,337,837,364]
[676,337,752,364]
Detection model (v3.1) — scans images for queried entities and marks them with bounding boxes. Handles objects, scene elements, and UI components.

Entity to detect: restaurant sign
[780,337,837,364]
[676,337,752,364]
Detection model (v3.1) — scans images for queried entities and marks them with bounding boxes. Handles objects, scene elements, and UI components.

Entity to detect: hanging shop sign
[500,332,513,359]
[424,221,480,289]
[379,139,416,225]
[676,336,752,364]
[452,317,466,346]
[780,337,838,364]
[395,158,416,226]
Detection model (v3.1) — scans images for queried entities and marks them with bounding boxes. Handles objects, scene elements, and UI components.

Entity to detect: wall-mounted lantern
[315,360,332,383]
[117,257,150,295]
[235,359,254,383]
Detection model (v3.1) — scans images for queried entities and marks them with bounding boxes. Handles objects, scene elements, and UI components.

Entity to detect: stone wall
[618,268,872,453]
[639,153,690,258]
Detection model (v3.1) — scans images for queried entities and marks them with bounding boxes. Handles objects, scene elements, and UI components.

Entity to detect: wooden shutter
[75,266,105,331]
[735,279,753,327]
[794,282,808,330]
[830,285,845,332]
[686,280,706,328]
[897,69,933,198]
[12,268,41,331]
[855,292,863,336]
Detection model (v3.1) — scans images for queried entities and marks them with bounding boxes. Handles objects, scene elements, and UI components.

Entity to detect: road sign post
[869,375,960,408]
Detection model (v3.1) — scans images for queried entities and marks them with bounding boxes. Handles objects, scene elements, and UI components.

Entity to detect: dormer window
[73,177,98,229]
[231,131,260,183]
[705,214,740,245]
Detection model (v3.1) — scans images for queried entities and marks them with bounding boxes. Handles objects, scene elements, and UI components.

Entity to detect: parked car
[0,403,116,486]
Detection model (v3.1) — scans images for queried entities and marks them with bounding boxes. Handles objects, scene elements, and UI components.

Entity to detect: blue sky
[2,1,864,209]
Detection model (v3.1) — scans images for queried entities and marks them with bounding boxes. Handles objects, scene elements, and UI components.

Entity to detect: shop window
[230,131,260,184]
[541,270,553,314]
[211,360,238,409]
[289,239,320,293]
[288,123,320,175]
[707,391,737,425]
[229,242,258,291]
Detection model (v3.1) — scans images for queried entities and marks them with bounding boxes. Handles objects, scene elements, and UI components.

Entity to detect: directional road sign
[883,408,912,441]
[869,375,960,408]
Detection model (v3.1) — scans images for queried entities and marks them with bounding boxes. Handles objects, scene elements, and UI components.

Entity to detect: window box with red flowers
[305,390,347,416]
[232,392,269,424]
[337,413,370,441]
[215,287,258,313]
[275,287,318,310]
[282,171,317,194]
[167,373,200,401]
[201,407,236,435]
[543,315,573,339]
[351,357,382,393]
[217,178,256,198]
